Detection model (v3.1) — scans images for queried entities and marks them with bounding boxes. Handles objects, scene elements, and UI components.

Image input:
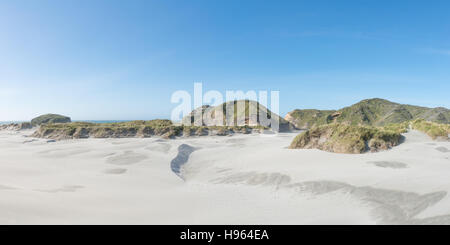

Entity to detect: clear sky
[1,0,449,121]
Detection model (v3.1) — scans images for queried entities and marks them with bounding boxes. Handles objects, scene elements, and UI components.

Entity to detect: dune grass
[411,119,449,140]
[34,119,268,139]
[289,123,403,153]
[380,121,410,134]
[41,119,173,129]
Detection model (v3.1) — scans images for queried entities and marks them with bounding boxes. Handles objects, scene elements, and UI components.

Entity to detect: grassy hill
[284,109,337,129]
[182,100,295,132]
[285,98,450,129]
[31,114,71,126]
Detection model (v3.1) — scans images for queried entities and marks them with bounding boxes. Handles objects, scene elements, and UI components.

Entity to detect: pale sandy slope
[0,129,449,224]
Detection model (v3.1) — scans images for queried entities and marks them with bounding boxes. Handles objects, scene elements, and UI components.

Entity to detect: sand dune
[0,129,449,224]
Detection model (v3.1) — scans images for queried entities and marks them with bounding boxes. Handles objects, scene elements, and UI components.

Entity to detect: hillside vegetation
[31,114,71,126]
[284,109,337,129]
[285,98,450,129]
[289,118,449,154]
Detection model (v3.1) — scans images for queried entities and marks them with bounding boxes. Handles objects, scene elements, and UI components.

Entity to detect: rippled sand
[0,129,449,224]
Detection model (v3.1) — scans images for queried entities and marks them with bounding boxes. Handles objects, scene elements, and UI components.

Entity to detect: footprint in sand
[106,151,147,165]
[103,168,127,174]
[367,161,408,169]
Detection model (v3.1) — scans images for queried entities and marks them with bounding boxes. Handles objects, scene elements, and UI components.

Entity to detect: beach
[0,129,449,224]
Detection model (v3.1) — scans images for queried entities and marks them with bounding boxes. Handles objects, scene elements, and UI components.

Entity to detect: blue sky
[1,0,449,121]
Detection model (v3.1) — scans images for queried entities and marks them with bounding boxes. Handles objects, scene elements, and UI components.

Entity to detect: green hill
[284,109,337,129]
[285,98,450,129]
[31,114,71,126]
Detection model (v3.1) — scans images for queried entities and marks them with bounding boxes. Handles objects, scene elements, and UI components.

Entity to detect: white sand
[0,129,449,224]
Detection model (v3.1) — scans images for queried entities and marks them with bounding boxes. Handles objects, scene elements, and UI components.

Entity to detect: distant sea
[0,120,134,125]
[73,120,134,124]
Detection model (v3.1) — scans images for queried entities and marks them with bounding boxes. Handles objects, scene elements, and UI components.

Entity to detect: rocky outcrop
[289,123,403,154]
[31,114,71,126]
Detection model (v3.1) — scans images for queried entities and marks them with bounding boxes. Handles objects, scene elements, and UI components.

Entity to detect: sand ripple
[35,185,84,193]
[436,147,449,153]
[104,168,127,174]
[211,170,448,224]
[106,151,147,165]
[367,161,408,169]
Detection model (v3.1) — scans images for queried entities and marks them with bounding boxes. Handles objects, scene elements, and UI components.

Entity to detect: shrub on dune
[412,119,449,140]
[289,123,403,154]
